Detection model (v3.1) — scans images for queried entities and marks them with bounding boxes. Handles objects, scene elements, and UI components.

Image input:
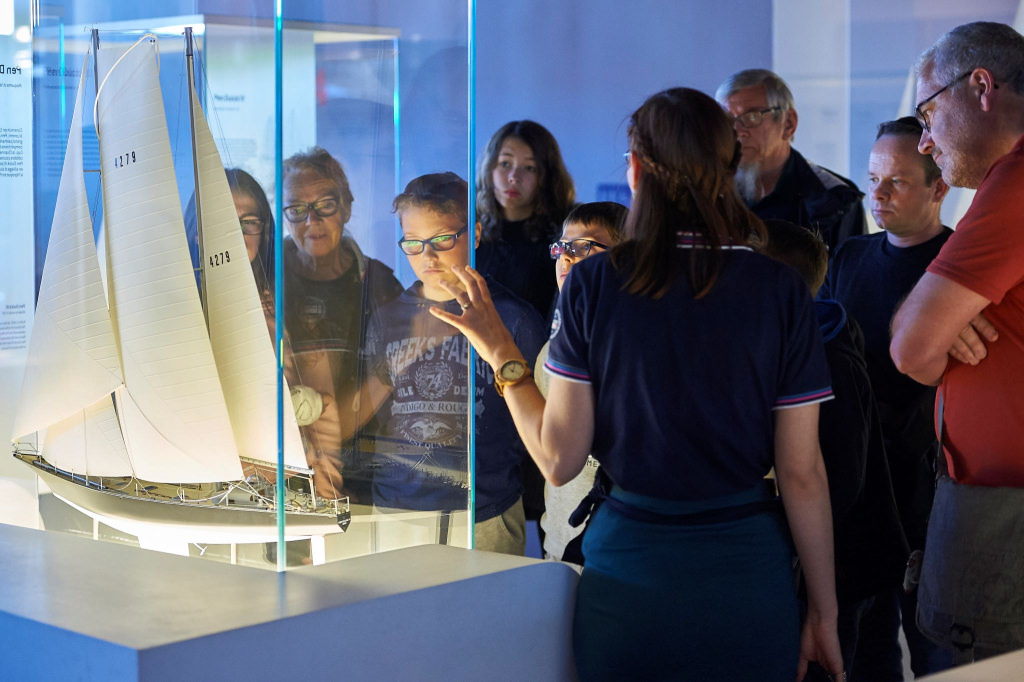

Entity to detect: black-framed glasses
[729,106,781,129]
[549,238,609,259]
[283,196,340,223]
[915,71,971,132]
[398,226,469,255]
[239,217,265,236]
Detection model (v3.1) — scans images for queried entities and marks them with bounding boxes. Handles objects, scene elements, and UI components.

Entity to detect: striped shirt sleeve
[543,357,591,384]
[775,271,834,411]
[774,387,834,410]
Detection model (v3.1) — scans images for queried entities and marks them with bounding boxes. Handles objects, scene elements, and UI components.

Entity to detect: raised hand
[428,265,521,370]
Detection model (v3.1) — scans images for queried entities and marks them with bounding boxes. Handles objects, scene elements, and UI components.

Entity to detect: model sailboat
[11,31,350,552]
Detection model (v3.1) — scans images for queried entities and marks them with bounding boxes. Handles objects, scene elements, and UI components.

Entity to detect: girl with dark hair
[185,168,277,293]
[475,121,576,534]
[226,168,276,290]
[475,120,575,318]
[446,89,843,679]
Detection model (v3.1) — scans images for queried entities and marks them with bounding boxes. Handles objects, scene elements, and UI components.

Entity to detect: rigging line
[93,33,161,144]
[194,48,234,169]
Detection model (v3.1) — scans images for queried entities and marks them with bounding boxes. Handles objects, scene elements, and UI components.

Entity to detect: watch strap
[495,365,533,397]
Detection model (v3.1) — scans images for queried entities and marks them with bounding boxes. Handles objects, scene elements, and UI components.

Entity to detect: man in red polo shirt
[890,21,1024,661]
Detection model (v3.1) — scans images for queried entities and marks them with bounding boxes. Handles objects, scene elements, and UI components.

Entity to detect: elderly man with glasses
[891,22,1024,664]
[715,69,866,253]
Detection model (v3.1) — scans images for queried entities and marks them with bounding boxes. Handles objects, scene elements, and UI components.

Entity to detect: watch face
[499,360,527,381]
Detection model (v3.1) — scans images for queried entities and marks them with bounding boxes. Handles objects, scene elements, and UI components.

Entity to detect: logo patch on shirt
[414,361,454,400]
[550,309,562,340]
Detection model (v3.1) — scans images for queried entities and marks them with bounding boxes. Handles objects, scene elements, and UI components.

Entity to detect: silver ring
[461,302,472,311]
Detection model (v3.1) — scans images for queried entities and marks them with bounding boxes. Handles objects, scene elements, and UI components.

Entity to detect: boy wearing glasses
[432,201,626,567]
[360,172,546,555]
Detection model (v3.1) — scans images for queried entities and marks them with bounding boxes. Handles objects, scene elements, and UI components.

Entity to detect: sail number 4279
[113,151,137,167]
[210,251,231,267]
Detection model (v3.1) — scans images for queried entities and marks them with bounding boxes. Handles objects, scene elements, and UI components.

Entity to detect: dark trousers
[853,587,953,679]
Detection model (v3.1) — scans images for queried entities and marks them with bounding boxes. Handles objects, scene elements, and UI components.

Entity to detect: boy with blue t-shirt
[361,172,545,555]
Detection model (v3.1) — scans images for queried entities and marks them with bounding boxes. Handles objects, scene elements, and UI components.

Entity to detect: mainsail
[95,37,242,483]
[188,79,308,472]
[11,52,123,442]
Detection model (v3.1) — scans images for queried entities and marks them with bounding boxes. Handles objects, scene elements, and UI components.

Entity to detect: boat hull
[17,454,348,545]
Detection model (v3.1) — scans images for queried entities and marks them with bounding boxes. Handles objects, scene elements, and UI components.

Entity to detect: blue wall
[475,0,773,204]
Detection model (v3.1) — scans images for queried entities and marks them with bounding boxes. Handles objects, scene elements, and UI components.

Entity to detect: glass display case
[1,0,474,569]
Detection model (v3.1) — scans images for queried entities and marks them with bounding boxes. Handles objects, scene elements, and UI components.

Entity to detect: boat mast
[91,30,100,103]
[185,26,209,326]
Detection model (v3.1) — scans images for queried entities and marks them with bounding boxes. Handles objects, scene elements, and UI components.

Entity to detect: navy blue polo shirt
[546,238,832,501]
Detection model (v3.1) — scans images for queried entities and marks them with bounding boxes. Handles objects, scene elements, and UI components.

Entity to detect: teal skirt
[573,483,800,681]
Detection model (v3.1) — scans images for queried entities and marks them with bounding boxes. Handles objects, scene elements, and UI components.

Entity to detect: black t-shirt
[819,229,951,446]
[283,239,403,397]
[281,238,402,502]
[547,239,832,500]
[818,228,952,546]
[476,216,559,320]
[285,262,363,390]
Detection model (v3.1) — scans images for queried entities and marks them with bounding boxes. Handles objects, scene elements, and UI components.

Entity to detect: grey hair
[714,68,796,113]
[915,22,1024,96]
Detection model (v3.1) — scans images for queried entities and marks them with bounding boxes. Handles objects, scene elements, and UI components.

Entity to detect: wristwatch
[494,359,533,396]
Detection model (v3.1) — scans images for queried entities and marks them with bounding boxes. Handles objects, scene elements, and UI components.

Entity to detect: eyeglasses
[915,71,971,132]
[239,217,265,236]
[549,238,609,259]
[283,196,340,223]
[729,106,781,129]
[398,226,469,255]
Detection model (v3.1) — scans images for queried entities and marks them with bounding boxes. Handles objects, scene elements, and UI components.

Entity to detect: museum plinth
[0,524,578,681]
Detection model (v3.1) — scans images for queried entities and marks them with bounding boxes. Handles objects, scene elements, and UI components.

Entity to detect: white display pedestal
[0,524,578,681]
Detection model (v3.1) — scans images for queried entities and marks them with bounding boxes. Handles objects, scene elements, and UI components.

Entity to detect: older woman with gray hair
[280,147,403,500]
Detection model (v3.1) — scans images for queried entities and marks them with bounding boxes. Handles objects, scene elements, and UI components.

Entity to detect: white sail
[12,52,123,441]
[40,394,132,477]
[189,81,309,472]
[96,38,241,483]
[114,387,236,483]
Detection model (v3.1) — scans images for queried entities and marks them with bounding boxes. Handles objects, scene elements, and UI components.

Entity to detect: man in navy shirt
[818,117,952,678]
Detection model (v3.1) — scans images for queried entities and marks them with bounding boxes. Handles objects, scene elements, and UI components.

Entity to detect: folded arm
[890,272,992,385]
